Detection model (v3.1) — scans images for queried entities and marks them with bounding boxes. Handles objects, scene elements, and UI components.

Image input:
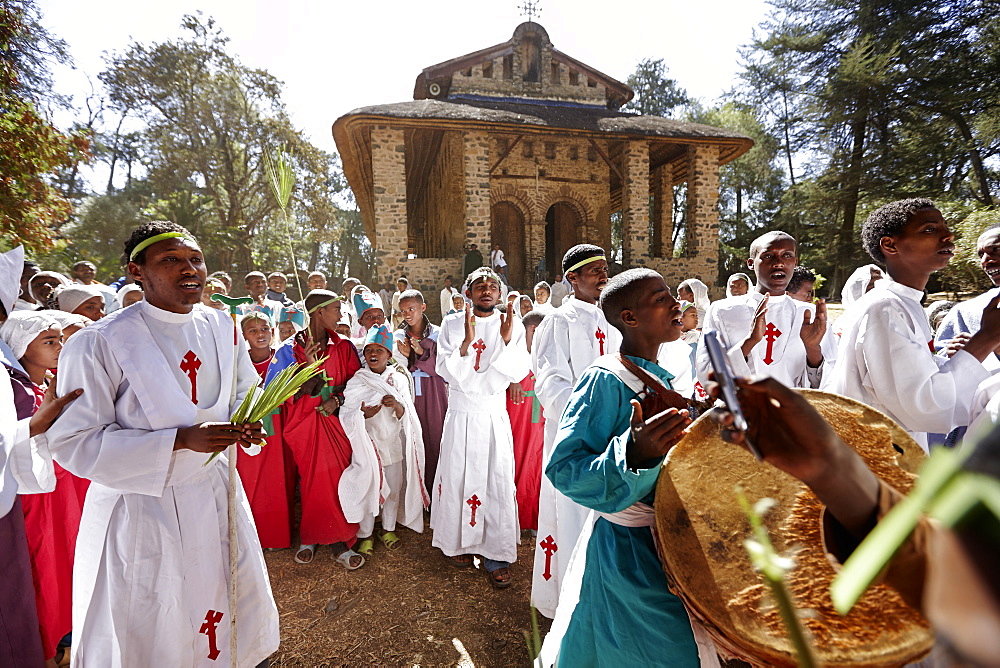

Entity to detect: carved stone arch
[489,183,535,221]
[537,185,593,227]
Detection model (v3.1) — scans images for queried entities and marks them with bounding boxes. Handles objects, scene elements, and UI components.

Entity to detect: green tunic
[545,355,699,667]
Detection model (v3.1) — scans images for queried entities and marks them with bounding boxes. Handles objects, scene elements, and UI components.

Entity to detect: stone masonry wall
[621,140,650,268]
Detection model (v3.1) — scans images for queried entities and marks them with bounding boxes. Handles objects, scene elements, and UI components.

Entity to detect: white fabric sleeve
[531,314,575,420]
[50,328,176,497]
[858,304,990,433]
[7,423,55,495]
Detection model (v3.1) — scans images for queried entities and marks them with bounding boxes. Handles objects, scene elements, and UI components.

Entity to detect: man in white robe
[433,268,529,587]
[439,276,459,321]
[695,231,833,389]
[48,225,279,667]
[530,245,620,618]
[827,199,1000,453]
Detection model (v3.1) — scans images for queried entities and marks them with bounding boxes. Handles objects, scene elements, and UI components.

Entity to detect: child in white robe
[339,325,428,557]
[827,199,1000,452]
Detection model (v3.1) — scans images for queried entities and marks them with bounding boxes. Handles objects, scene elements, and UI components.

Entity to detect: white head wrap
[55,284,105,314]
[0,311,60,360]
[117,283,143,304]
[678,278,711,323]
[841,264,883,306]
[0,246,24,315]
[47,311,92,331]
[28,271,71,302]
[726,273,753,298]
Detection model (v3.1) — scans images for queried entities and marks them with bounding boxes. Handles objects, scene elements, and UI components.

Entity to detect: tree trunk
[835,99,869,293]
[947,111,993,205]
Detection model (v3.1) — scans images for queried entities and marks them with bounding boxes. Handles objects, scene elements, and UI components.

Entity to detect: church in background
[334,21,752,320]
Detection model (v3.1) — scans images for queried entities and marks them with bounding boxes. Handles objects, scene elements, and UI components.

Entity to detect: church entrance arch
[491,201,526,289]
[545,202,580,281]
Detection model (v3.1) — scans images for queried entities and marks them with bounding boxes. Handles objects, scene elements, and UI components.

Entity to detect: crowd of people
[3,196,1000,666]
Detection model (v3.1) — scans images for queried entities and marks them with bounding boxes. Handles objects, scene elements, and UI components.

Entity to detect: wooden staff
[211,293,253,668]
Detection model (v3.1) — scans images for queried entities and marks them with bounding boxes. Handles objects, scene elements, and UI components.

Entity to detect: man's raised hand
[800,299,827,366]
[459,302,476,356]
[499,303,515,344]
[740,294,769,359]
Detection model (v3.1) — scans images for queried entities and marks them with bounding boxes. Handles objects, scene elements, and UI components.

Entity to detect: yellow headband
[129,232,191,261]
[565,255,606,274]
[307,297,341,314]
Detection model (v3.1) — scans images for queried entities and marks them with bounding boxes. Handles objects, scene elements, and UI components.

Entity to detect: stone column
[621,140,650,267]
[371,125,408,284]
[685,145,721,267]
[464,130,492,252]
[651,165,674,258]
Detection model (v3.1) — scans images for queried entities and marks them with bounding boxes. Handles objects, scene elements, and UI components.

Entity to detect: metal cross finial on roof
[518,0,541,21]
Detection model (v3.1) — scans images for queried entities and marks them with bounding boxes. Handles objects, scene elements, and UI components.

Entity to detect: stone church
[333,21,752,318]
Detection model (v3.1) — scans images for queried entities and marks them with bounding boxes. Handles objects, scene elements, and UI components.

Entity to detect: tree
[740,0,1000,293]
[0,0,90,253]
[91,14,349,281]
[623,58,689,118]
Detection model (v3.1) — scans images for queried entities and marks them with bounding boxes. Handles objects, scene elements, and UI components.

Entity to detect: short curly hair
[121,221,195,267]
[861,198,937,264]
[599,267,662,333]
[786,266,816,294]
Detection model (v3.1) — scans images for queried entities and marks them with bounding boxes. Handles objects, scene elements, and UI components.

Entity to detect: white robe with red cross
[529,296,622,618]
[695,293,834,390]
[431,309,530,563]
[49,301,279,667]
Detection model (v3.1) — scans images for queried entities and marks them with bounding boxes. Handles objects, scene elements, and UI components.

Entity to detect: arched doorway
[545,202,580,281]
[491,201,526,289]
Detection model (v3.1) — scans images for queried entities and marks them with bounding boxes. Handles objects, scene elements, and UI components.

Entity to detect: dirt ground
[264,522,551,667]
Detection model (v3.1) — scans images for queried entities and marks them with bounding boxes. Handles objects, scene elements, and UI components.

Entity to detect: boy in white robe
[48,223,279,667]
[530,244,621,618]
[695,231,832,389]
[827,199,1000,452]
[339,325,428,558]
[433,267,529,588]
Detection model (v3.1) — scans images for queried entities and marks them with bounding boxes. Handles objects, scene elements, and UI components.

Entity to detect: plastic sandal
[356,537,375,557]
[294,544,316,564]
[335,548,366,571]
[488,566,512,589]
[380,531,401,551]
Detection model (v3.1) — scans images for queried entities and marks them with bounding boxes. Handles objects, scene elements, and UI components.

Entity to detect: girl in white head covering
[0,312,62,383]
[46,311,92,340]
[116,284,143,308]
[54,285,106,320]
[677,278,711,325]
[726,273,753,298]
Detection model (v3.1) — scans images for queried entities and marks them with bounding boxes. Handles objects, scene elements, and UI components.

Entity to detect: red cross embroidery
[762,323,782,365]
[180,351,202,404]
[540,535,558,581]
[595,327,606,355]
[472,339,486,371]
[467,494,481,527]
[199,609,224,661]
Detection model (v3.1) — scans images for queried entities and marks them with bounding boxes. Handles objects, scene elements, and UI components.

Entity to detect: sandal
[448,554,474,568]
[294,544,316,564]
[380,531,401,551]
[488,566,512,589]
[356,537,375,557]
[334,548,366,570]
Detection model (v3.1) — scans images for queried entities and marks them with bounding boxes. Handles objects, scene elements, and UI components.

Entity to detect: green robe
[545,355,699,667]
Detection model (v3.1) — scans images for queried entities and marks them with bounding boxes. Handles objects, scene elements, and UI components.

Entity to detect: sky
[38,0,773,164]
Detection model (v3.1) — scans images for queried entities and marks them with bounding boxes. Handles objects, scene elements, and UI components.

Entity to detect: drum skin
[654,390,933,667]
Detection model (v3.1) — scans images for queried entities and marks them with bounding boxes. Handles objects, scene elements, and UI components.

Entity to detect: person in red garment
[276,290,366,569]
[506,310,546,531]
[236,312,296,549]
[0,311,88,664]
